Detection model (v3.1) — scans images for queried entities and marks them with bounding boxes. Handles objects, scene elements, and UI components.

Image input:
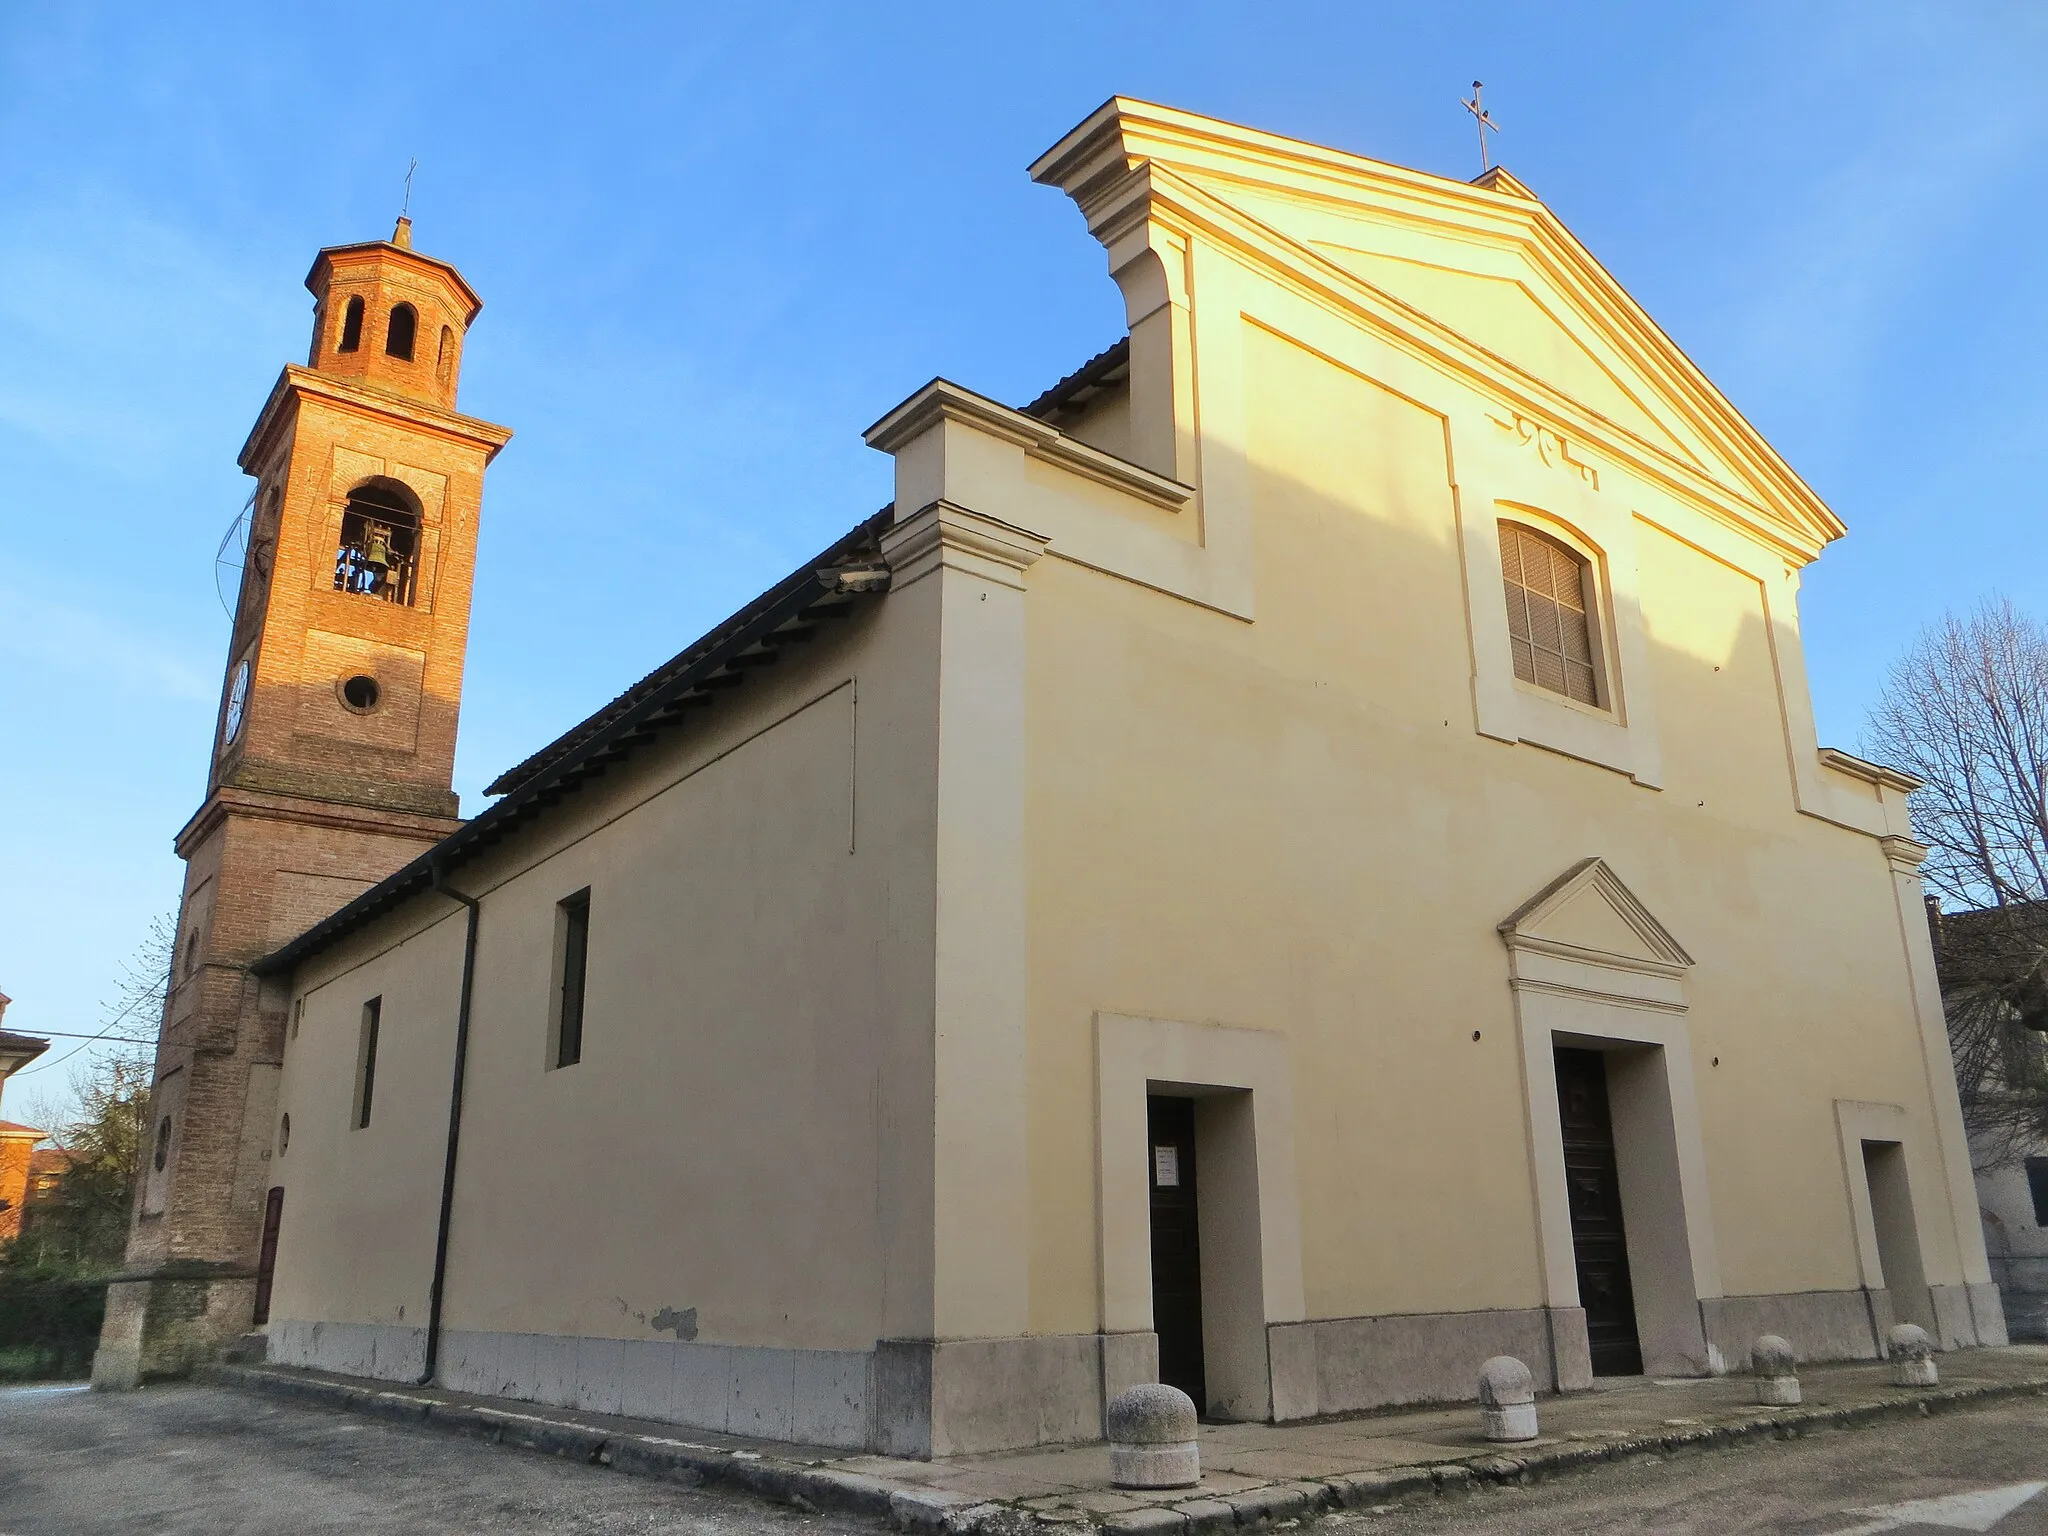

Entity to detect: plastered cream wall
[1003,100,1989,1364]
[270,595,944,1358]
[1020,335,1960,1331]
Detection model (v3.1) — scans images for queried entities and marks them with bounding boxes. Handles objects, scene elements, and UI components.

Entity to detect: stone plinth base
[92,1268,256,1389]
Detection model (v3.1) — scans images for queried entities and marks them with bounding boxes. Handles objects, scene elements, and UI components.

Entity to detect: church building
[235,101,2001,1454]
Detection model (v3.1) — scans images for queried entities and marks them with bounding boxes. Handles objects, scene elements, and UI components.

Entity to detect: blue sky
[4,3,2045,1110]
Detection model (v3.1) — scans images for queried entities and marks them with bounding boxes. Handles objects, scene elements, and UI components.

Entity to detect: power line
[11,989,163,1079]
[16,1030,155,1044]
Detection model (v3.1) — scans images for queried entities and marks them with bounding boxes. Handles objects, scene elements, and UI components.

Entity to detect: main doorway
[1147,1094,1206,1407]
[1554,1048,1644,1376]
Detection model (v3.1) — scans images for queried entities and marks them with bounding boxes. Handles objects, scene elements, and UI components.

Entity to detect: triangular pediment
[1306,242,1703,466]
[1498,857,1693,973]
[1030,99,1845,563]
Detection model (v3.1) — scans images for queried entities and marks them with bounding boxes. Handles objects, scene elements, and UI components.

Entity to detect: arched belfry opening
[337,295,365,354]
[335,479,422,605]
[386,302,417,361]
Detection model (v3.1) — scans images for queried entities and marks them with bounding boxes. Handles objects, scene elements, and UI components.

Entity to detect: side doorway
[1555,1048,1645,1376]
[1147,1095,1206,1407]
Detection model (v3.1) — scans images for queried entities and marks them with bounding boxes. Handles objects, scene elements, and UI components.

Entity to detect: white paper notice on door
[1154,1145,1180,1187]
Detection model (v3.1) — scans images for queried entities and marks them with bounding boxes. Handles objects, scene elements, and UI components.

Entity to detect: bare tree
[1,915,168,1275]
[1865,598,2048,1170]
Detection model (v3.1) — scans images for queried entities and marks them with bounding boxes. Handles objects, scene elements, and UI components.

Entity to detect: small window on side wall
[2027,1156,2048,1226]
[1499,521,1602,707]
[386,302,417,361]
[550,889,592,1069]
[353,997,382,1128]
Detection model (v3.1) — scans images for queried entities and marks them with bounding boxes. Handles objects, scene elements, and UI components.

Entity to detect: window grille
[1500,522,1600,706]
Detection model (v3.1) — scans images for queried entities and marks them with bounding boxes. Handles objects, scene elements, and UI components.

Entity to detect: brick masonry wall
[0,1130,38,1243]
[113,230,507,1368]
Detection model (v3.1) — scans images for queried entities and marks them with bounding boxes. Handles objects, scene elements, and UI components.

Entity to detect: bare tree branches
[1866,599,2048,910]
[1866,598,2048,1170]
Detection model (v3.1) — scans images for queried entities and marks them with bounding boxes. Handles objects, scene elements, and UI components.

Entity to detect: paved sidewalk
[210,1347,2048,1533]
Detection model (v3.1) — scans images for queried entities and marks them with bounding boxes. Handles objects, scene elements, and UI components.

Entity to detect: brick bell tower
[95,219,511,1386]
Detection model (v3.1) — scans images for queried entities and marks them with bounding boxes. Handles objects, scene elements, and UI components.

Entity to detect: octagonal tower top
[303,217,483,411]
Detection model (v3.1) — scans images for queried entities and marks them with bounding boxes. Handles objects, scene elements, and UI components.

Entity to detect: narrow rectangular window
[2027,1157,2048,1227]
[354,997,382,1128]
[553,890,591,1069]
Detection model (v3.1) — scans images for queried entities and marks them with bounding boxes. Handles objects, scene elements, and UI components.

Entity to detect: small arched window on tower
[335,480,422,605]
[1499,520,1603,706]
[435,325,455,387]
[385,302,417,361]
[337,295,365,354]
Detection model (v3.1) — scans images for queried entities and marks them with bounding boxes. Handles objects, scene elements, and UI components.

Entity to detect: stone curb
[198,1363,2048,1534]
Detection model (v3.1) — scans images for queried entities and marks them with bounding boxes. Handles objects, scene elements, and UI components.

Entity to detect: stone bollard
[1751,1335,1800,1405]
[1479,1355,1538,1442]
[1887,1323,1938,1387]
[1107,1383,1200,1490]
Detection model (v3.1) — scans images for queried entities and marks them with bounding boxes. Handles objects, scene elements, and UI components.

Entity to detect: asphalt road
[0,1381,867,1535]
[1361,1390,2048,1534]
[5,1379,2048,1534]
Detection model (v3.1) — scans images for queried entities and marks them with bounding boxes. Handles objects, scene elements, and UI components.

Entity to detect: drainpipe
[421,857,480,1387]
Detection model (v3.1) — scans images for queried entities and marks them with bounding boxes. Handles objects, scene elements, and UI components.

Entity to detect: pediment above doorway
[1498,857,1693,983]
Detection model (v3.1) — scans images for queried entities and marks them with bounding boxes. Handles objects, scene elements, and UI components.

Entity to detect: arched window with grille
[1499,521,1602,706]
[337,295,365,353]
[335,480,422,605]
[385,302,417,361]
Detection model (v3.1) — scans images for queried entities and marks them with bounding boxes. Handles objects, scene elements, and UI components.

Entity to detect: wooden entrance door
[1147,1095,1206,1407]
[252,1186,284,1325]
[1553,1048,1644,1376]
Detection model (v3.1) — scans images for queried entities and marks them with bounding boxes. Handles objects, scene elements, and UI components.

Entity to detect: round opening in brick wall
[340,674,380,712]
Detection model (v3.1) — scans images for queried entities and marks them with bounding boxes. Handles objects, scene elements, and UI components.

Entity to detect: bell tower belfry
[94,220,511,1387]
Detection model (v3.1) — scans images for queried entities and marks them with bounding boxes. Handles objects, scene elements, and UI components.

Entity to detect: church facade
[251,100,2002,1455]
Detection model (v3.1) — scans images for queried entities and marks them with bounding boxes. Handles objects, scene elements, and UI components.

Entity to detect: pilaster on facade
[879,495,1044,1347]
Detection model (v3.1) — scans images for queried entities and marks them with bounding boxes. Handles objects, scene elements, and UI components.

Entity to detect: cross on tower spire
[1462,81,1500,174]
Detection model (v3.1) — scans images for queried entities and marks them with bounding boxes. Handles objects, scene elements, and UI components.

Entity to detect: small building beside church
[1927,898,2048,1340]
[252,100,2004,1456]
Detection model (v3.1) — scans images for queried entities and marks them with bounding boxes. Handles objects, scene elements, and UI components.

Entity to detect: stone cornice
[864,378,1194,512]
[880,501,1049,591]
[1818,747,1924,795]
[174,781,461,859]
[238,365,514,473]
[1880,835,1931,876]
[307,239,485,321]
[1030,98,1844,566]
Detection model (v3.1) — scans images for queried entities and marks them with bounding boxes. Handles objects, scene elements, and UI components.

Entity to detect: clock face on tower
[222,658,251,748]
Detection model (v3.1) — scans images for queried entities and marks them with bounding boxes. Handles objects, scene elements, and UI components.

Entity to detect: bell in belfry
[363,526,393,571]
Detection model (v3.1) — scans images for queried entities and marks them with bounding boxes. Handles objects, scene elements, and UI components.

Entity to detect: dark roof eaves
[1020,336,1130,419]
[253,506,897,979]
